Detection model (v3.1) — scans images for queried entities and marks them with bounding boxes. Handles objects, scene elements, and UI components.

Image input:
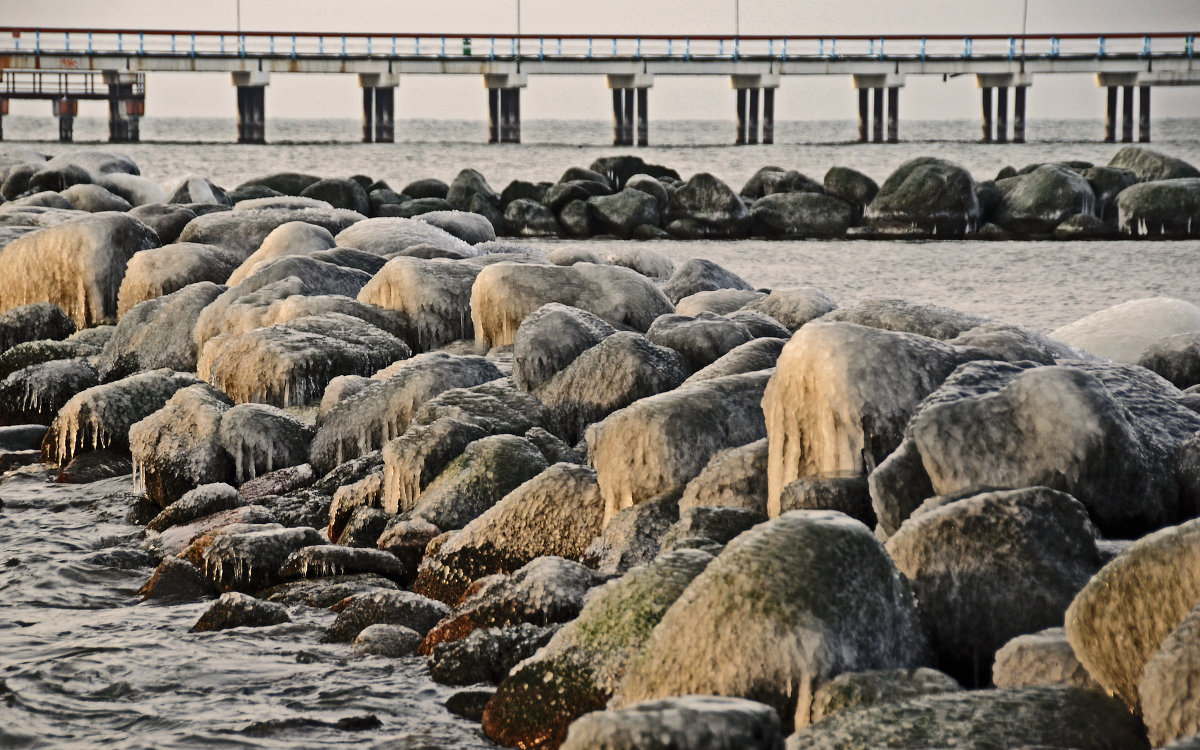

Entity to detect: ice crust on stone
[129,384,232,504]
[0,357,99,426]
[116,243,240,317]
[511,303,617,393]
[177,206,365,260]
[334,216,476,257]
[357,256,482,352]
[226,221,337,286]
[100,281,226,381]
[0,302,76,353]
[1050,297,1200,363]
[218,403,312,483]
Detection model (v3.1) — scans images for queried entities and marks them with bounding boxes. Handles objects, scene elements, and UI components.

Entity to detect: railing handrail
[0,26,1195,43]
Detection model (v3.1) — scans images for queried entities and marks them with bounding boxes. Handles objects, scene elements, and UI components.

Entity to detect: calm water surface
[2,117,1200,748]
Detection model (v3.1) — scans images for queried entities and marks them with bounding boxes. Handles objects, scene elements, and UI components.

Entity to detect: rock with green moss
[561,695,785,750]
[993,165,1097,237]
[1066,517,1200,711]
[809,667,961,723]
[1116,178,1200,238]
[483,549,713,749]
[1109,145,1200,182]
[785,686,1149,749]
[404,434,548,531]
[615,511,928,730]
[413,463,603,605]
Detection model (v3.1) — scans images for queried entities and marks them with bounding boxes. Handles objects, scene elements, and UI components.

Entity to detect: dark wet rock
[227,185,283,204]
[482,549,711,748]
[556,199,593,238]
[623,174,670,210]
[168,176,231,207]
[146,483,244,532]
[1140,332,1200,389]
[235,172,322,196]
[378,198,457,219]
[104,282,226,380]
[785,687,1149,750]
[56,449,132,483]
[751,192,855,238]
[321,589,449,642]
[201,525,324,592]
[660,505,765,553]
[975,179,1003,222]
[1117,178,1200,238]
[589,371,769,526]
[420,556,596,650]
[0,163,37,200]
[376,517,441,578]
[299,178,370,215]
[776,472,873,526]
[138,556,218,601]
[0,358,100,426]
[864,157,980,237]
[151,510,279,561]
[240,714,381,736]
[563,696,785,750]
[447,168,501,213]
[256,573,398,608]
[430,622,559,685]
[664,173,750,237]
[1066,517,1200,711]
[334,506,390,547]
[28,163,93,193]
[401,178,449,200]
[885,487,1102,687]
[447,689,495,721]
[992,627,1101,690]
[588,189,661,239]
[261,489,332,530]
[583,490,680,575]
[500,179,548,208]
[818,297,990,339]
[741,166,824,199]
[503,199,560,237]
[993,165,1097,236]
[0,425,48,452]
[279,544,405,583]
[1109,145,1200,182]
[191,591,290,632]
[743,288,838,331]
[1083,165,1139,221]
[0,338,99,381]
[677,439,768,514]
[350,623,422,657]
[684,337,784,384]
[646,312,753,373]
[661,258,753,304]
[616,512,927,730]
[413,463,603,605]
[1049,212,1116,239]
[0,449,40,473]
[824,166,879,208]
[810,667,961,724]
[588,155,679,188]
[0,303,76,353]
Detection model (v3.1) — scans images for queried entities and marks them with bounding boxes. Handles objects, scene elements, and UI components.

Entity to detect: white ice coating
[116,243,239,318]
[1050,298,1200,364]
[334,216,477,258]
[1,358,97,421]
[218,403,311,483]
[42,149,139,178]
[101,282,226,379]
[357,256,481,352]
[471,262,674,351]
[129,383,229,494]
[231,196,333,212]
[226,222,337,286]
[603,246,676,280]
[96,173,168,206]
[329,471,384,533]
[675,289,766,317]
[0,212,159,328]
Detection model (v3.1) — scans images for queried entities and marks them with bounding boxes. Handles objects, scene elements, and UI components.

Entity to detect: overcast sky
[4,0,1197,121]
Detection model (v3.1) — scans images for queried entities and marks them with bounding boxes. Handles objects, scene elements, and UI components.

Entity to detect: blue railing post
[612,37,617,56]
[768,38,773,59]
[415,36,421,56]
[191,33,197,58]
[340,35,346,57]
[962,36,972,58]
[818,38,824,57]
[440,36,445,58]
[667,39,673,57]
[239,33,246,57]
[539,37,545,61]
[65,31,70,52]
[318,36,323,54]
[636,37,641,59]
[1098,36,1105,57]
[1050,36,1060,57]
[1188,34,1195,59]
[685,38,690,61]
[290,35,296,59]
[734,37,739,60]
[88,31,93,54]
[139,31,145,55]
[271,35,276,55]
[391,36,397,56]
[587,37,593,59]
[511,37,516,57]
[920,37,927,60]
[1143,35,1151,57]
[868,38,874,58]
[490,37,495,60]
[117,32,122,53]
[171,34,176,54]
[557,38,562,56]
[719,39,724,57]
[220,34,226,54]
[831,38,837,58]
[782,37,788,61]
[878,37,884,59]
[34,30,40,55]
[1007,36,1014,59]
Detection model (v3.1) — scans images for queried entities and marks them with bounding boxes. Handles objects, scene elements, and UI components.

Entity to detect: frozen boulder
[1109,145,1200,182]
[0,358,99,426]
[646,312,754,373]
[0,303,75,353]
[130,384,233,507]
[684,337,785,384]
[357,256,482,351]
[417,210,497,245]
[97,173,168,207]
[664,173,750,237]
[278,544,405,583]
[309,352,503,474]
[615,511,928,729]
[177,205,364,260]
[322,589,450,643]
[583,491,680,575]
[218,403,311,483]
[225,221,336,286]
[471,262,673,349]
[116,243,239,317]
[661,258,753,305]
[1140,602,1200,746]
[885,487,1102,686]
[809,668,961,724]
[818,298,990,340]
[1065,517,1200,711]
[588,371,770,526]
[675,289,765,317]
[511,303,616,392]
[199,313,411,407]
[40,151,138,180]
[191,592,289,632]
[200,525,323,592]
[0,212,159,327]
[126,204,196,244]
[865,157,980,237]
[60,183,132,213]
[992,164,1097,236]
[992,627,1100,690]
[333,216,475,257]
[561,696,785,750]
[429,622,559,685]
[603,246,675,280]
[785,687,1148,750]
[589,189,662,239]
[101,281,226,380]
[948,321,1076,364]
[44,369,201,465]
[413,462,604,604]
[0,337,98,380]
[750,192,856,238]
[763,322,974,514]
[1118,178,1200,238]
[167,176,230,207]
[145,482,244,532]
[350,623,422,657]
[775,472,874,526]
[482,550,713,749]
[678,438,768,514]
[1139,331,1200,389]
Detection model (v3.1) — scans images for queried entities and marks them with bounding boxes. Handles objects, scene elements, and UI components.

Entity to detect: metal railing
[1,27,1195,63]
[0,70,145,98]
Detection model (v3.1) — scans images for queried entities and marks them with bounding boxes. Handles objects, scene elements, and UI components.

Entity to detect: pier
[0,27,1195,145]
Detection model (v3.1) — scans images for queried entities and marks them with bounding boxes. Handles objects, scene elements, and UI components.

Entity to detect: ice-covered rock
[993,164,1097,236]
[413,463,603,604]
[257,572,396,608]
[278,544,406,582]
[357,256,481,351]
[726,312,788,340]
[511,303,616,393]
[763,322,975,514]
[583,491,680,575]
[116,244,238,318]
[43,150,139,179]
[588,371,770,526]
[471,262,672,349]
[126,204,196,244]
[226,221,337,286]
[775,472,874,526]
[0,303,76,353]
[948,321,1077,364]
[333,216,475,257]
[675,289,765,317]
[177,205,364,259]
[1051,297,1200,362]
[201,525,324,592]
[145,482,244,532]
[1139,332,1200,389]
[309,352,502,474]
[885,487,1102,686]
[482,549,712,748]
[138,556,218,601]
[785,687,1147,749]
[417,210,497,245]
[661,258,753,305]
[818,298,990,340]
[191,592,290,632]
[1140,602,1200,746]
[198,313,411,407]
[97,173,168,207]
[659,506,764,554]
[0,358,99,426]
[615,511,928,729]
[1065,517,1200,711]
[61,183,132,213]
[991,627,1100,690]
[1117,178,1200,238]
[646,312,754,373]
[101,282,226,380]
[351,623,423,657]
[429,622,559,685]
[683,337,785,384]
[380,418,488,514]
[1109,145,1200,182]
[129,384,233,507]
[0,335,100,381]
[864,157,981,237]
[678,438,768,514]
[561,696,785,750]
[0,212,159,327]
[235,172,322,196]
[321,589,449,642]
[603,246,675,280]
[218,403,312,483]
[45,369,201,465]
[809,668,961,724]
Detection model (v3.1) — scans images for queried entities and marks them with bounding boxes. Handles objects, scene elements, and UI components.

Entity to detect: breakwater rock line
[3,145,1200,748]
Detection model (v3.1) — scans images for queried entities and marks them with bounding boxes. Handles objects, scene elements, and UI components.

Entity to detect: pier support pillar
[980,87,994,142]
[362,87,374,142]
[56,98,77,143]
[608,74,653,147]
[1121,85,1135,143]
[996,87,1009,143]
[1139,85,1151,142]
[1104,86,1118,142]
[857,89,869,142]
[637,87,649,146]
[104,71,142,143]
[484,73,527,144]
[747,88,760,145]
[735,88,747,145]
[497,88,522,144]
[489,88,500,143]
[886,87,899,142]
[359,74,399,143]
[0,98,6,141]
[1013,86,1026,143]
[762,87,775,144]
[872,88,884,142]
[233,71,269,144]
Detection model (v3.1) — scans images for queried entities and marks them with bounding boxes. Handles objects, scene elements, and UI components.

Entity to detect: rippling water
[2,116,1200,747]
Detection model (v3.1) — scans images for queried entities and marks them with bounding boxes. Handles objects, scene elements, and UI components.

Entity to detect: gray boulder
[350,623,423,657]
[777,472,874,527]
[127,204,196,244]
[678,438,768,514]
[0,302,75,352]
[661,258,753,304]
[993,164,1097,236]
[1109,145,1200,182]
[191,592,289,632]
[823,166,879,208]
[299,178,370,215]
[0,358,99,426]
[992,627,1101,690]
[503,199,561,237]
[61,183,132,213]
[589,189,661,239]
[750,192,855,237]
[512,303,616,392]
[1118,178,1200,238]
[562,696,784,750]
[101,281,225,380]
[741,166,824,199]
[743,287,838,331]
[1141,602,1200,747]
[201,525,324,592]
[646,312,754,373]
[1140,332,1200,389]
[675,289,765,317]
[321,588,450,642]
[664,173,750,237]
[817,297,990,339]
[684,337,785,384]
[116,244,238,317]
[810,668,961,724]
[178,206,364,260]
[864,157,980,237]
